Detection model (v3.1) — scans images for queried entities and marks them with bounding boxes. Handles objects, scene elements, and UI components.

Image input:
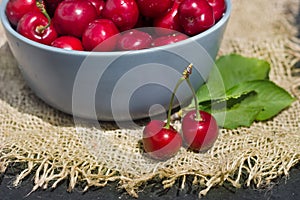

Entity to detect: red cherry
[51,36,84,51]
[207,0,226,22]
[5,0,40,27]
[82,19,119,51]
[17,11,57,45]
[151,32,188,47]
[116,29,152,51]
[153,0,183,35]
[181,110,219,152]
[88,0,105,16]
[101,0,139,31]
[142,120,182,160]
[178,0,215,36]
[52,0,97,38]
[136,0,174,18]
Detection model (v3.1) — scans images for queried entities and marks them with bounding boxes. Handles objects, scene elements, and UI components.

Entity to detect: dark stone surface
[1,163,300,200]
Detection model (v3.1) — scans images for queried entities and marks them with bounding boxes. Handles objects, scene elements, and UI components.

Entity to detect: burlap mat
[1,0,300,198]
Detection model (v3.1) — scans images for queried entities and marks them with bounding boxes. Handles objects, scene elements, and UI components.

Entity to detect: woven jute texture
[1,0,300,198]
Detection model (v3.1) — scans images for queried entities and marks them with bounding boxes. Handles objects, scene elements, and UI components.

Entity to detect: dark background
[1,162,300,200]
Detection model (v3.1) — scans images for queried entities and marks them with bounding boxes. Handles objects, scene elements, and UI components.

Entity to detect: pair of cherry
[142,64,219,160]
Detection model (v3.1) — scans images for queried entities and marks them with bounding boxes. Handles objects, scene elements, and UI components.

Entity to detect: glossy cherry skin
[178,0,215,36]
[136,0,174,18]
[151,32,188,47]
[5,0,39,26]
[142,120,182,160]
[116,29,152,51]
[181,110,219,152]
[153,0,183,35]
[88,0,105,16]
[52,0,97,38]
[51,36,84,51]
[17,11,57,45]
[207,0,226,22]
[82,19,119,51]
[101,0,139,31]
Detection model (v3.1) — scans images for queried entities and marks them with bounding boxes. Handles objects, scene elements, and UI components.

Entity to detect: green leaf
[216,54,270,89]
[201,90,262,129]
[226,80,296,120]
[191,54,295,129]
[199,90,255,111]
[212,104,262,129]
[196,54,270,103]
[208,80,295,129]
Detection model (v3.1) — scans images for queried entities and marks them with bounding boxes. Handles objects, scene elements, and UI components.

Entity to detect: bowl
[0,0,231,121]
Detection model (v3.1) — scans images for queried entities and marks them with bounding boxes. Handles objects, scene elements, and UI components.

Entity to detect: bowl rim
[0,0,231,56]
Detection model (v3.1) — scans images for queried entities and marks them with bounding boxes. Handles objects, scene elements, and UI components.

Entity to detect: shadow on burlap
[1,0,300,198]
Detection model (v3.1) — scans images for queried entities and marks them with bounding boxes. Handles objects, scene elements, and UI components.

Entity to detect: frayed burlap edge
[1,101,300,199]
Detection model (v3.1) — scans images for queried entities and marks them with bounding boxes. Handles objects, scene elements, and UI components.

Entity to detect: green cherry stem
[165,64,194,129]
[185,74,202,122]
[36,0,51,33]
[182,63,202,121]
[164,77,185,129]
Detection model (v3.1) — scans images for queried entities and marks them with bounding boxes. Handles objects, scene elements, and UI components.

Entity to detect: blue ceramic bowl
[0,0,231,121]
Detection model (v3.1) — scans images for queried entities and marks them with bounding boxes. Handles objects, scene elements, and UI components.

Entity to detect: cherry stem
[165,64,194,129]
[36,0,51,33]
[185,75,202,121]
[165,77,185,129]
[181,63,202,121]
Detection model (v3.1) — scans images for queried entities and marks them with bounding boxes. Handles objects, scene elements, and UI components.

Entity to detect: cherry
[116,29,152,51]
[151,32,188,47]
[52,0,97,38]
[181,64,219,152]
[153,0,183,35]
[142,120,182,160]
[5,0,40,27]
[82,19,119,51]
[178,0,215,36]
[88,0,105,16]
[182,110,219,152]
[101,0,139,31]
[136,0,174,18]
[17,10,57,45]
[51,35,83,51]
[207,0,226,22]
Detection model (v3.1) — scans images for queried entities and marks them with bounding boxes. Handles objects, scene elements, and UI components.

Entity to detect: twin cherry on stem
[142,64,219,161]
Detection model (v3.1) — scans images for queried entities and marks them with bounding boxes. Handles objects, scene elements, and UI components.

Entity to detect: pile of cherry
[5,0,226,51]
